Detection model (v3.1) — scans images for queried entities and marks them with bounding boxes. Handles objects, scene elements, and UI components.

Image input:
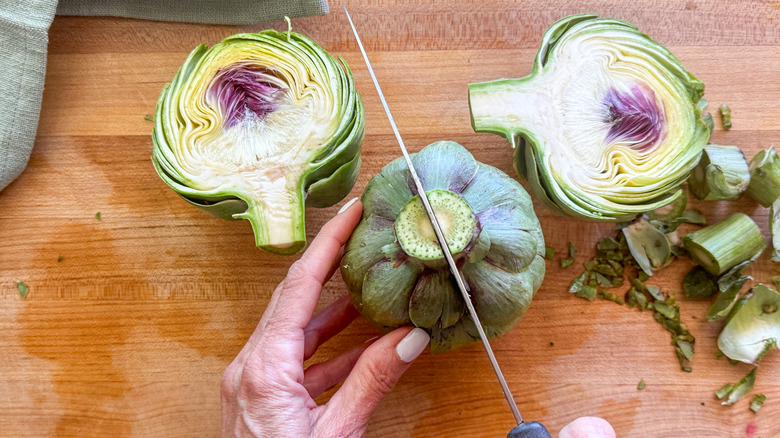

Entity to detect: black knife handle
[507,421,552,438]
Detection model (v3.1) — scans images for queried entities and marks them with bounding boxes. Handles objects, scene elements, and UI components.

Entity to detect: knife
[344,8,551,438]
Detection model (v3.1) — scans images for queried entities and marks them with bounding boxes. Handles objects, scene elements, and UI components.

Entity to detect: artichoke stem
[237,194,306,255]
[468,77,547,148]
[682,212,766,275]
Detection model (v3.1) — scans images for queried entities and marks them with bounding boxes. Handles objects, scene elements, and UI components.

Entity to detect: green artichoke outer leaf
[151,30,364,254]
[718,284,780,364]
[477,206,540,273]
[340,215,397,308]
[468,15,708,221]
[746,146,780,207]
[304,154,362,208]
[341,142,546,352]
[360,157,415,220]
[413,141,479,192]
[409,269,464,329]
[463,256,545,329]
[362,259,422,327]
[689,145,750,201]
[622,218,672,276]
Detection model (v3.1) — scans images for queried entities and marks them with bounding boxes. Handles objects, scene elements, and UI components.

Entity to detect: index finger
[267,198,363,333]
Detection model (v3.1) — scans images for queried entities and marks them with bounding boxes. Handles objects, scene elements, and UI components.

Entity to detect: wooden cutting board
[1,1,779,436]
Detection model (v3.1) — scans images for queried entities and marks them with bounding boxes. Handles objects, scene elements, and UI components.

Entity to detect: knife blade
[343,8,550,437]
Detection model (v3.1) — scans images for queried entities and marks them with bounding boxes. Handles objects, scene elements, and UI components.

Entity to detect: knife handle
[507,421,552,438]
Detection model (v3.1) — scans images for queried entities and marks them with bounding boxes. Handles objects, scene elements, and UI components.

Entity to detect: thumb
[558,417,616,438]
[317,327,429,434]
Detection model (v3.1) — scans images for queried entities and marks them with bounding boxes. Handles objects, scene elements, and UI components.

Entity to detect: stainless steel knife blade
[344,6,525,426]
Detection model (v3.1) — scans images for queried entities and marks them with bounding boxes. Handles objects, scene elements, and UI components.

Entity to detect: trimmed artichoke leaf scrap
[689,145,750,201]
[468,14,708,222]
[707,261,752,322]
[152,30,365,254]
[341,142,546,352]
[717,368,756,406]
[746,146,780,207]
[718,284,780,364]
[750,394,767,413]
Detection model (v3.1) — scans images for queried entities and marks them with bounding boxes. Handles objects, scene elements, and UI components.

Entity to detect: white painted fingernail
[396,328,429,363]
[337,197,359,214]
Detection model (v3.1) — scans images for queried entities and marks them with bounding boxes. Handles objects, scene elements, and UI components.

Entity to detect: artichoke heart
[152,30,365,254]
[340,141,546,352]
[468,14,709,221]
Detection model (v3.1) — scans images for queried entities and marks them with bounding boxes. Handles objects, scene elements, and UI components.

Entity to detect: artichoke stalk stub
[152,30,365,254]
[341,142,546,352]
[468,14,709,221]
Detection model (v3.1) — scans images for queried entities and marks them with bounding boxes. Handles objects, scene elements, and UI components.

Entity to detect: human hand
[221,198,430,437]
[559,416,616,438]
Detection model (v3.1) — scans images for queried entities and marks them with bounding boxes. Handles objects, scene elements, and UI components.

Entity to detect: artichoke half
[340,142,546,352]
[468,14,709,221]
[152,31,364,254]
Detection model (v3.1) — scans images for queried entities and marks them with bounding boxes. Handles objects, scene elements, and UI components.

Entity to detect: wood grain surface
[1,1,779,436]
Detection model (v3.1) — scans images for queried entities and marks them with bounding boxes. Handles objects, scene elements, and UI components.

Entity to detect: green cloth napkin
[0,0,329,192]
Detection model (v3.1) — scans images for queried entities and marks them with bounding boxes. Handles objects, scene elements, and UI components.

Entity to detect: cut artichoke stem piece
[151,30,365,254]
[468,14,708,221]
[341,141,546,352]
[396,190,477,263]
[746,146,780,207]
[718,284,780,364]
[682,213,766,276]
[689,145,750,201]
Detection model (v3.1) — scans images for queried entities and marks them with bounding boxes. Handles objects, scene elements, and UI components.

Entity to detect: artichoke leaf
[462,256,544,330]
[341,215,398,307]
[412,141,478,193]
[409,270,465,330]
[362,259,422,327]
[361,157,415,220]
[622,218,672,276]
[718,284,780,364]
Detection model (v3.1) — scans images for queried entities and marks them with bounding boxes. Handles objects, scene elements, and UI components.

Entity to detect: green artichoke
[468,14,709,221]
[152,30,364,254]
[340,141,546,352]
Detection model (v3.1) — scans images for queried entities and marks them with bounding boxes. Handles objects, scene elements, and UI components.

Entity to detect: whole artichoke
[340,141,546,352]
[152,30,364,254]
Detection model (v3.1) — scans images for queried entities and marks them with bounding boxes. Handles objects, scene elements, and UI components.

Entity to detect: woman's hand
[219,197,616,438]
[220,198,430,437]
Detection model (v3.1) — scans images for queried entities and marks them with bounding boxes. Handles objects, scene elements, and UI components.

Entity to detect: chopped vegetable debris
[16,281,29,298]
[750,394,766,413]
[719,103,732,130]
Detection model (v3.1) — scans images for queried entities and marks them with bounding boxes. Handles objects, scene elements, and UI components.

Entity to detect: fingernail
[337,197,359,214]
[396,328,429,363]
